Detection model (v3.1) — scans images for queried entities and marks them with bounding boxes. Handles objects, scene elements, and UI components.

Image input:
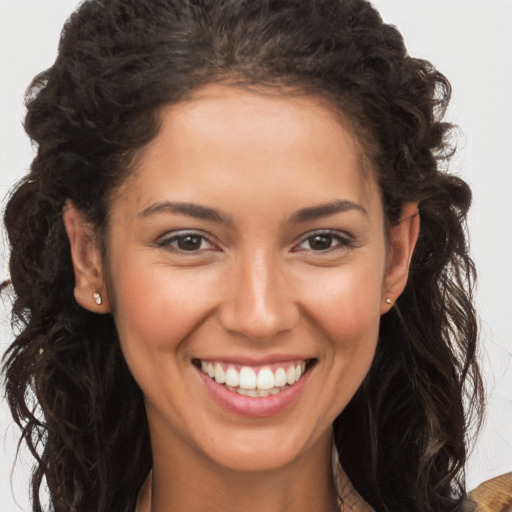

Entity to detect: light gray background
[1,1,511,510]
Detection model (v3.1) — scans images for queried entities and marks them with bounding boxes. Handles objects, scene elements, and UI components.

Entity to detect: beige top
[331,442,375,512]
[469,472,512,512]
[333,466,375,512]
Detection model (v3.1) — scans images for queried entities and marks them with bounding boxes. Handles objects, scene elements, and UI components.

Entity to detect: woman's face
[75,84,417,473]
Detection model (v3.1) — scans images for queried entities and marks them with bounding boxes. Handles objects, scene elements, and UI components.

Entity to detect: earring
[93,292,103,305]
[385,298,393,305]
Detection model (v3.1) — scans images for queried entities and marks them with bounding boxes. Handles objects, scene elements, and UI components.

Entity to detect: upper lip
[193,354,314,366]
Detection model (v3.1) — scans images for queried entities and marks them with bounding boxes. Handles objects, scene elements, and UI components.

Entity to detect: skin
[64,84,419,512]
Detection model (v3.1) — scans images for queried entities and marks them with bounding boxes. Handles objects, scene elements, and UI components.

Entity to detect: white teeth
[225,367,239,387]
[274,367,287,387]
[239,366,257,390]
[286,366,296,385]
[256,368,275,390]
[238,388,258,397]
[199,359,310,393]
[214,363,225,384]
[227,385,285,397]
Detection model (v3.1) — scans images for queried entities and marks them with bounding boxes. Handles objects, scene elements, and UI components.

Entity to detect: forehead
[114,84,381,220]
[161,84,373,171]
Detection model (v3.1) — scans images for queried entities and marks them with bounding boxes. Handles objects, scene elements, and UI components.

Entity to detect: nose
[218,250,300,341]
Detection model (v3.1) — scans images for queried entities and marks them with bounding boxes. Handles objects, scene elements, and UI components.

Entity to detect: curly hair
[2,1,483,511]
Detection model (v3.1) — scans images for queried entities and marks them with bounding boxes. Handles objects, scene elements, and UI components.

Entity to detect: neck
[138,430,340,512]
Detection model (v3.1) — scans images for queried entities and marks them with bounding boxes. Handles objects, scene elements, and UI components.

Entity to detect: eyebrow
[137,199,367,224]
[138,201,231,224]
[290,200,368,223]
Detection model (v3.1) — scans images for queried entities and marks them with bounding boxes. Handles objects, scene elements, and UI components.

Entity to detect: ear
[62,201,111,313]
[381,202,420,314]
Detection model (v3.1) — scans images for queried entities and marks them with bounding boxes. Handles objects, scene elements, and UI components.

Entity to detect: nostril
[217,300,300,341]
[216,262,300,340]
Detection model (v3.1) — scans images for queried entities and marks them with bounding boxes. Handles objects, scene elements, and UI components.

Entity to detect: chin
[195,425,328,474]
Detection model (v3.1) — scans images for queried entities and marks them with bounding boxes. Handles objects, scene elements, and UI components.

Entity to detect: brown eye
[295,230,353,253]
[158,231,216,252]
[308,234,334,251]
[177,234,203,251]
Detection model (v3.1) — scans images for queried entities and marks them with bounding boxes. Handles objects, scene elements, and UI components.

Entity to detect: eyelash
[157,229,353,255]
[293,230,354,253]
[157,231,218,253]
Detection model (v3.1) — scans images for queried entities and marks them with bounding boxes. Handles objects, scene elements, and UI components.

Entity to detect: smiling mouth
[193,359,315,397]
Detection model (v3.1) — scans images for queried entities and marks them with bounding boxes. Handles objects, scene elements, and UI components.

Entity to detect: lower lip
[196,365,311,418]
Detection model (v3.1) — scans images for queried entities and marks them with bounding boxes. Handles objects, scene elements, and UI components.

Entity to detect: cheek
[298,258,385,346]
[107,253,219,357]
[289,261,383,420]
[106,260,222,408]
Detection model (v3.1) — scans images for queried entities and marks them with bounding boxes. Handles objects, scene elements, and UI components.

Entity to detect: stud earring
[385,298,393,305]
[93,292,103,305]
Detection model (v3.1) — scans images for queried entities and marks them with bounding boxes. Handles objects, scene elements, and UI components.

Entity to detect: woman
[1,0,484,511]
